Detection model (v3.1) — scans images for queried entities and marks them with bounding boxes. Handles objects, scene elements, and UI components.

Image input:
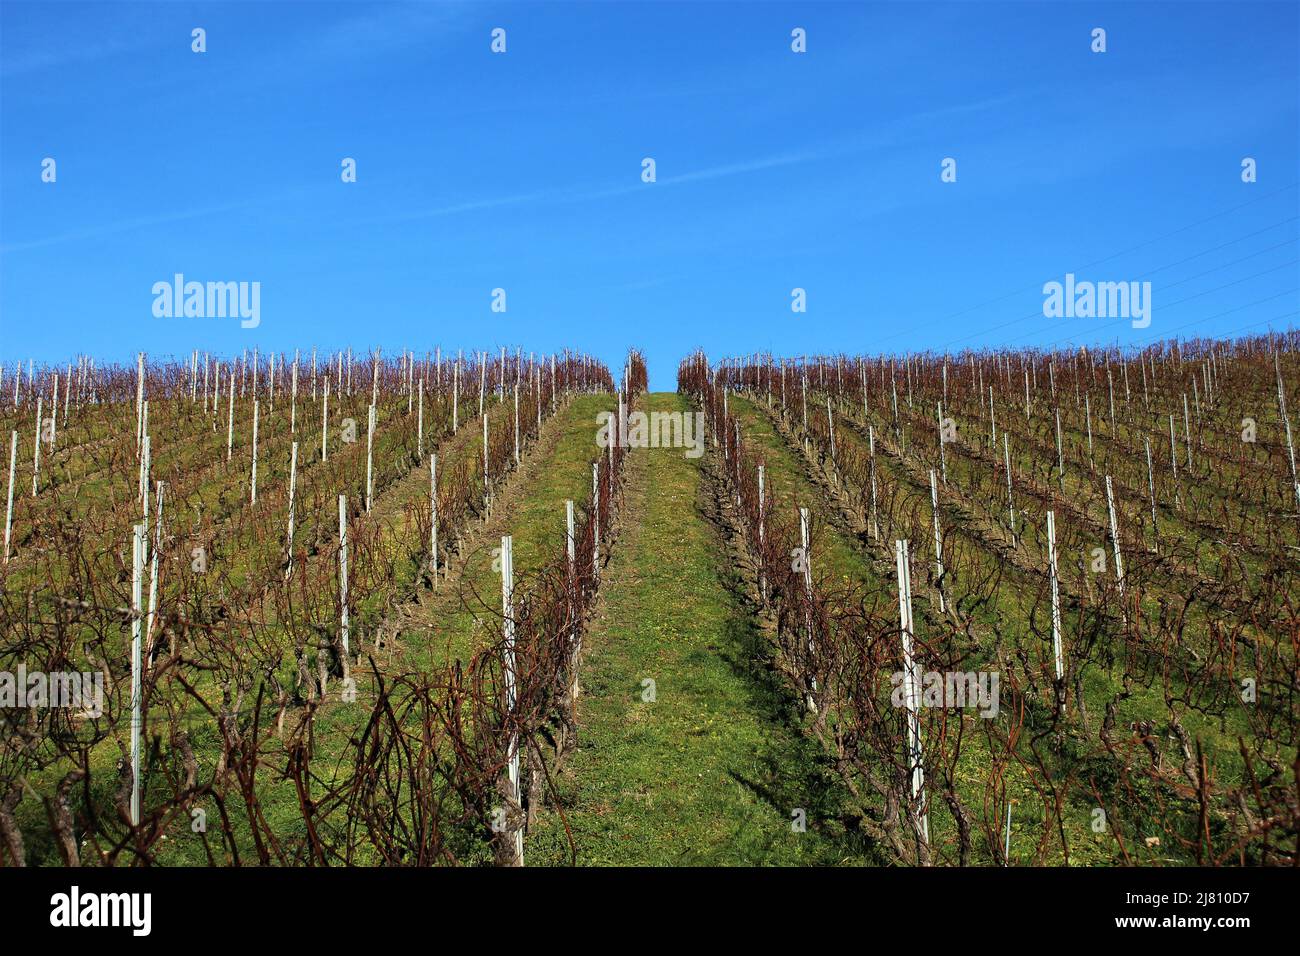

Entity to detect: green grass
[394,392,616,667]
[528,393,875,865]
[728,394,885,590]
[12,391,602,866]
[740,388,1281,865]
[13,377,1287,867]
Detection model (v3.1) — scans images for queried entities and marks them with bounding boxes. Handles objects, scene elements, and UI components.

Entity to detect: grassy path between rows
[743,390,1245,865]
[134,392,607,865]
[529,393,869,865]
[391,392,616,668]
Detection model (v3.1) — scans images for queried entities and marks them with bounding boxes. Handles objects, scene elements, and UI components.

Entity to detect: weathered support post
[1169,413,1178,481]
[801,372,808,431]
[936,402,947,483]
[135,352,145,456]
[1046,510,1063,683]
[140,434,151,539]
[285,442,298,580]
[250,400,260,503]
[482,413,490,508]
[140,400,150,496]
[130,523,144,827]
[321,374,330,463]
[895,539,929,858]
[370,348,380,409]
[868,424,880,540]
[929,469,945,613]
[3,431,16,562]
[565,499,579,698]
[1274,350,1300,509]
[500,533,523,866]
[1054,407,1065,492]
[1105,475,1126,604]
[799,506,816,712]
[32,397,42,496]
[479,353,486,417]
[338,495,350,663]
[989,385,996,448]
[862,363,869,420]
[1144,437,1158,552]
[592,462,600,580]
[566,499,576,570]
[365,403,375,512]
[145,481,163,661]
[429,454,439,586]
[891,375,901,440]
[1003,432,1016,540]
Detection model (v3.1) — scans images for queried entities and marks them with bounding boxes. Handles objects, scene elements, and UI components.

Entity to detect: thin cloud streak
[360,90,1020,227]
[0,193,299,253]
[365,149,825,225]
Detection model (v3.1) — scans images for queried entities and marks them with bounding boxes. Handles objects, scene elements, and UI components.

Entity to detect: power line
[1043,287,1300,353]
[1159,236,1297,291]
[917,181,1299,330]
[929,218,1299,352]
[1160,258,1299,312]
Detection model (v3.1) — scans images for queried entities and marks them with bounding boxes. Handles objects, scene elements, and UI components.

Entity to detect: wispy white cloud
[0,193,294,253]
[364,148,826,224]
[657,150,820,185]
[281,2,478,64]
[3,3,479,87]
[358,89,1025,228]
[1,27,153,78]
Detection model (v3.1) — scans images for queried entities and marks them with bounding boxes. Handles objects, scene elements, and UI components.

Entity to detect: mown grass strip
[393,392,617,668]
[529,393,870,865]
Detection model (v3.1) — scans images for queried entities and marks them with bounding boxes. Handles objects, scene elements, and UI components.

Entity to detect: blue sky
[1,1,1297,390]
